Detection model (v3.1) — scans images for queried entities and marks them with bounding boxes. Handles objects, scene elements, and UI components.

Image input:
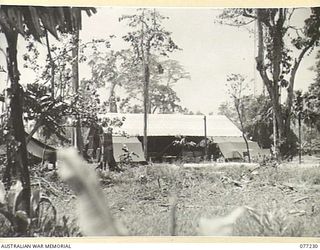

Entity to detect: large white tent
[99,113,269,161]
[100,113,242,138]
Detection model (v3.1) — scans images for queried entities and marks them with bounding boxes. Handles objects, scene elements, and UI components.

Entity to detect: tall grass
[7,160,318,236]
[98,163,320,236]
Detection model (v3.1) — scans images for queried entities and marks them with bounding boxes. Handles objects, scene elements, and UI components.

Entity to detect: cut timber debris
[289,210,306,216]
[294,196,309,203]
[220,176,243,187]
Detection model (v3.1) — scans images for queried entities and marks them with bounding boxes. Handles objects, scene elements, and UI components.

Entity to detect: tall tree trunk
[268,11,286,156]
[256,9,283,158]
[298,112,302,164]
[272,93,284,157]
[108,82,117,113]
[3,30,31,216]
[143,63,150,160]
[72,29,84,153]
[272,108,278,158]
[235,104,251,162]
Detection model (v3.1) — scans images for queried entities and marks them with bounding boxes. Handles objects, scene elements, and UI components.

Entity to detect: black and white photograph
[0,3,320,238]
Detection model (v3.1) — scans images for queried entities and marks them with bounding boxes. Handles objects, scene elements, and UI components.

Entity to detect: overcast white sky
[0,7,317,114]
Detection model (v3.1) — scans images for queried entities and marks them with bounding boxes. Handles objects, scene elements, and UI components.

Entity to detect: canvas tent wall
[25,133,56,163]
[113,136,145,162]
[99,113,269,161]
[212,136,269,159]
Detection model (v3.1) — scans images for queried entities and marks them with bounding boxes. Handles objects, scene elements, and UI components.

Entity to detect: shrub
[300,167,320,185]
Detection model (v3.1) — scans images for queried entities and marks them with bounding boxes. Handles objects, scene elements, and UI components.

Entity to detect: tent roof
[99,113,242,137]
[212,136,246,143]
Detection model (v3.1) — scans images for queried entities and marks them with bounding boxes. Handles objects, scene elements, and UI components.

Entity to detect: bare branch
[288,8,296,21]
[286,38,317,125]
[224,19,256,27]
[243,9,257,19]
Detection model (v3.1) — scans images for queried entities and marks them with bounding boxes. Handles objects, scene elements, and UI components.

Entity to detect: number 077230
[300,244,319,248]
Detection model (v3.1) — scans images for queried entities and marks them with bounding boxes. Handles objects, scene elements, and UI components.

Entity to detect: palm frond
[0,5,96,41]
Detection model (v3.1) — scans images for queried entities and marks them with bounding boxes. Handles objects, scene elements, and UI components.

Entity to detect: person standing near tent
[85,123,120,172]
[173,136,186,159]
[198,138,213,161]
[86,121,104,161]
[100,128,120,172]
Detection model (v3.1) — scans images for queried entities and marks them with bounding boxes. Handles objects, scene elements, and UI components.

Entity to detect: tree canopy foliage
[218,8,320,157]
[303,50,320,131]
[219,93,273,149]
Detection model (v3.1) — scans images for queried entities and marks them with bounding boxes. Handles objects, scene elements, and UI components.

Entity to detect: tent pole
[204,115,208,160]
